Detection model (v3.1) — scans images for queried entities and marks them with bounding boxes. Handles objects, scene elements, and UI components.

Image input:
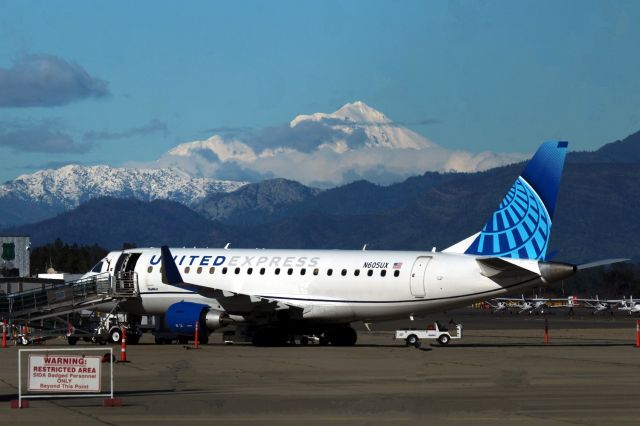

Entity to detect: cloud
[200,126,252,135]
[138,102,526,187]
[20,160,87,170]
[83,119,168,142]
[0,53,109,108]
[149,134,525,188]
[0,120,91,154]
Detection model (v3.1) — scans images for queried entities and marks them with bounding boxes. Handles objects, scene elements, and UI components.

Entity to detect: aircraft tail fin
[445,141,568,260]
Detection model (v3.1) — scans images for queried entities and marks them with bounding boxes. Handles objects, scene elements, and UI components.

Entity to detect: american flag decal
[393,262,402,269]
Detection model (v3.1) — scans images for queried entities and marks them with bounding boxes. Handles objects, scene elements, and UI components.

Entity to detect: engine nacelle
[164,301,228,335]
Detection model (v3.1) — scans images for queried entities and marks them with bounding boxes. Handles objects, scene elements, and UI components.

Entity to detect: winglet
[161,245,184,285]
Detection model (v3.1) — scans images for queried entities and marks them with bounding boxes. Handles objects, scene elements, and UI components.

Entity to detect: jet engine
[164,301,229,335]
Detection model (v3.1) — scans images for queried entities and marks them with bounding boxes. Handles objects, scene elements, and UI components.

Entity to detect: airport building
[0,236,30,278]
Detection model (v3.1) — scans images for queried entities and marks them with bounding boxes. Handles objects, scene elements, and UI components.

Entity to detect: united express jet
[84,141,626,345]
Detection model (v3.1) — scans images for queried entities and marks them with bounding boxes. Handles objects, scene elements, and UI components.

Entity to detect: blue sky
[1,0,639,183]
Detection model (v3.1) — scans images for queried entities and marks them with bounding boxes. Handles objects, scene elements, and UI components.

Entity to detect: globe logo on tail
[465,177,550,260]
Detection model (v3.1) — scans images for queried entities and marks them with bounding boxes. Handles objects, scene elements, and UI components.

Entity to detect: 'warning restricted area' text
[28,354,102,393]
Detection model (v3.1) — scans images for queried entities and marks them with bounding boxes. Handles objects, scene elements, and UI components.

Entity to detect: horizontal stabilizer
[475,257,540,284]
[577,258,629,270]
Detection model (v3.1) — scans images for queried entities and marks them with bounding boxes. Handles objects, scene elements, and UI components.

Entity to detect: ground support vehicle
[66,312,142,345]
[395,322,463,348]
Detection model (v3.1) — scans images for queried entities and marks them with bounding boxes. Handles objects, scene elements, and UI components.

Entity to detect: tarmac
[1,311,639,425]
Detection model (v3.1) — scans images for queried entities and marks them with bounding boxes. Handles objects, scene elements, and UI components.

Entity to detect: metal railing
[0,272,139,320]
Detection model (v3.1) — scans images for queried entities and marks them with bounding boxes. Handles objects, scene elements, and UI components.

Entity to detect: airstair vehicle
[0,272,140,345]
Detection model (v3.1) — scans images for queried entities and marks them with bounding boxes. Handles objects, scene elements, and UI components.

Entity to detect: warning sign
[28,354,101,393]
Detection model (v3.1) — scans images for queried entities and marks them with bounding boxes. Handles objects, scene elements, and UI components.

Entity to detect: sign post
[14,348,118,408]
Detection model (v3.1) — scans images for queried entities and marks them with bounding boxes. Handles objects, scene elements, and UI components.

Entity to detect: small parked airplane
[617,296,640,315]
[84,141,627,345]
[580,296,621,315]
[489,295,577,315]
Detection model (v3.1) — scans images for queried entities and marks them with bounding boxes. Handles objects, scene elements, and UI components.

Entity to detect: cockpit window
[91,261,103,273]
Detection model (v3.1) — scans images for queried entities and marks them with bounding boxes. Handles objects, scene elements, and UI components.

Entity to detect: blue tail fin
[461,141,568,260]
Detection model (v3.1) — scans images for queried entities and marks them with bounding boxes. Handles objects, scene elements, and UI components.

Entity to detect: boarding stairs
[0,272,139,323]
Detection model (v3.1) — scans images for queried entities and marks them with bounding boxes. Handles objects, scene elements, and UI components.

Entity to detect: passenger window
[209,267,215,274]
[275,268,281,275]
[301,268,306,275]
[287,268,293,275]
[394,270,400,277]
[260,268,265,275]
[354,269,360,276]
[247,267,253,275]
[341,269,347,276]
[367,270,373,277]
[327,269,333,276]
[147,266,153,273]
[197,267,202,274]
[222,267,228,274]
[235,267,240,274]
[184,266,190,274]
[313,268,319,276]
[380,270,387,277]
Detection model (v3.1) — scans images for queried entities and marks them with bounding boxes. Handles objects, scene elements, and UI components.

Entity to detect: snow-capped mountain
[290,100,434,151]
[151,101,523,187]
[0,165,245,227]
[164,101,434,161]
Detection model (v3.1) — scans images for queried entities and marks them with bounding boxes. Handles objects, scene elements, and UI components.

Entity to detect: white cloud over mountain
[146,101,526,187]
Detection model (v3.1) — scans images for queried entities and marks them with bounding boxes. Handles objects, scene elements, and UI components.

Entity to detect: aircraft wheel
[438,334,450,345]
[177,336,189,345]
[328,326,357,346]
[154,337,165,345]
[253,328,287,346]
[300,336,309,345]
[67,336,79,346]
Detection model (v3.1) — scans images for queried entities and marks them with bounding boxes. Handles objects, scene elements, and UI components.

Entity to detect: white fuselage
[97,247,545,323]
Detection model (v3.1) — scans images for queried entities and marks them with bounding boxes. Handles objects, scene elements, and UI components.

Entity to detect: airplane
[493,295,546,314]
[617,297,640,315]
[484,300,510,313]
[580,296,621,315]
[82,141,628,346]
[490,295,578,315]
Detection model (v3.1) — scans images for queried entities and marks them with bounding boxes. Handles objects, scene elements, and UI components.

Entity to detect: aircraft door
[409,256,432,298]
[112,252,141,295]
[114,253,142,274]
